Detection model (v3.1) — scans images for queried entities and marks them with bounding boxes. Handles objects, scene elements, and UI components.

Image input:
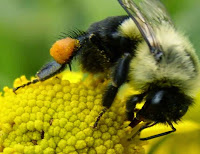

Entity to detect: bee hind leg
[13,78,39,93]
[13,60,66,93]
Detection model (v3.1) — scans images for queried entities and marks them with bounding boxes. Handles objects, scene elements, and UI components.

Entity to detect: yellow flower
[0,71,146,154]
[143,120,200,154]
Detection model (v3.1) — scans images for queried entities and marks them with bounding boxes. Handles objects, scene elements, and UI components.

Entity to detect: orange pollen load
[50,37,80,64]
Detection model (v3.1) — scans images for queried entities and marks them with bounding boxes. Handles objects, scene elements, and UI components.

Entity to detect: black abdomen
[79,16,139,73]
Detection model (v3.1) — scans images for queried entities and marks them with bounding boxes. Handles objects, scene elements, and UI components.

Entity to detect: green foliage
[0,0,199,89]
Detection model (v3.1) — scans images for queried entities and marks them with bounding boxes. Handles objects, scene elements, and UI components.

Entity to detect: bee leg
[93,84,119,128]
[13,32,88,93]
[128,122,157,141]
[13,78,39,93]
[139,122,176,140]
[126,94,145,121]
[36,60,66,81]
[129,105,177,140]
[13,61,66,93]
[93,53,132,128]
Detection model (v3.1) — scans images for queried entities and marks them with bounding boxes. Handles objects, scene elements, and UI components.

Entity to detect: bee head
[137,86,193,123]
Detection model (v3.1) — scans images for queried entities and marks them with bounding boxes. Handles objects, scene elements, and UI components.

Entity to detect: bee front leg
[126,94,145,121]
[93,53,132,128]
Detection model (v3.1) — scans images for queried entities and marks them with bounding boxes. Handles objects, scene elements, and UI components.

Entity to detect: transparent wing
[136,0,173,26]
[118,0,174,61]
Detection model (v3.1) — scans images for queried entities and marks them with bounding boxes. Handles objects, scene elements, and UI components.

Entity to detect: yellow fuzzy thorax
[0,71,145,154]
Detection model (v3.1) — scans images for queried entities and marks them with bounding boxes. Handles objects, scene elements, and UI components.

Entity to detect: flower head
[0,71,145,154]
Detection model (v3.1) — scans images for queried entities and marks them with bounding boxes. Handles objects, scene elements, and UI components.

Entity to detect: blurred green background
[0,0,200,153]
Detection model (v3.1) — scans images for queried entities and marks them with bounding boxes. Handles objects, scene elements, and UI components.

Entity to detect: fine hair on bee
[13,0,200,140]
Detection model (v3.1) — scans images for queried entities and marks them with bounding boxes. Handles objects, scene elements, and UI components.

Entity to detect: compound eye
[50,37,80,64]
[138,88,192,123]
[136,90,168,122]
[150,90,165,105]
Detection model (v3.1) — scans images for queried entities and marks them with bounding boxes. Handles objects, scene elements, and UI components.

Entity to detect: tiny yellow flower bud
[75,140,87,149]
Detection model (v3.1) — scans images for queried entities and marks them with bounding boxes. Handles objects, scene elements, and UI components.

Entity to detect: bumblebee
[14,0,200,140]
